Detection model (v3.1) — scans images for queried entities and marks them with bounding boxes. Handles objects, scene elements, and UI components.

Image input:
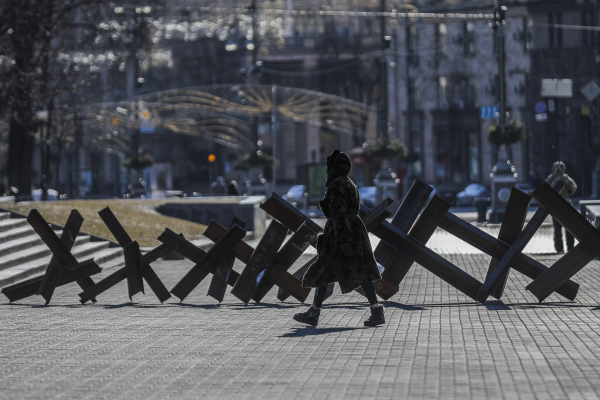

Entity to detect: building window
[438,76,448,109]
[548,12,562,48]
[466,77,476,108]
[582,10,596,46]
[408,25,418,51]
[436,23,447,55]
[464,22,475,54]
[317,16,325,35]
[409,78,419,110]
[352,17,360,36]
[524,17,534,50]
[364,18,372,35]
[406,25,419,65]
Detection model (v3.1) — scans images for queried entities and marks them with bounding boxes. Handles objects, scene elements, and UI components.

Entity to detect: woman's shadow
[280,325,366,337]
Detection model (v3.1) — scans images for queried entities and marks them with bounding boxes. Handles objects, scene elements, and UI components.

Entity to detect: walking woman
[293,150,384,327]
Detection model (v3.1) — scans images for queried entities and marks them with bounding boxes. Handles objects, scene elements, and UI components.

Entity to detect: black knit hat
[326,150,341,171]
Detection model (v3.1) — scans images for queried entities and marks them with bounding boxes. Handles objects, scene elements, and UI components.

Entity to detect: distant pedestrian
[293,150,384,327]
[227,180,239,196]
[545,161,577,253]
[210,176,226,195]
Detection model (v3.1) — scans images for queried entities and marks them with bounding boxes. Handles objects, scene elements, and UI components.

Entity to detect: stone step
[0,241,113,290]
[88,246,124,267]
[0,229,80,257]
[0,235,91,272]
[0,234,46,258]
[95,253,126,271]
[0,218,29,233]
[0,212,12,221]
[0,225,36,245]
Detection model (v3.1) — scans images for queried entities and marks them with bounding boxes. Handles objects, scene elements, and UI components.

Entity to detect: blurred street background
[0,0,598,213]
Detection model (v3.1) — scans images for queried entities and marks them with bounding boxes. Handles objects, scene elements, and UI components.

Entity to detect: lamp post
[489,0,516,223]
[36,110,49,201]
[379,0,390,142]
[271,85,277,191]
[247,0,259,148]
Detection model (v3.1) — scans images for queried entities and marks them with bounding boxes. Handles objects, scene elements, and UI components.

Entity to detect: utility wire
[259,51,381,76]
[259,32,479,77]
[533,22,600,32]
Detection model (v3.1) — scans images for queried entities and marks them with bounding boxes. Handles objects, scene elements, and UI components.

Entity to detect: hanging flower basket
[486,118,527,146]
[234,150,279,171]
[365,138,408,160]
[122,153,155,170]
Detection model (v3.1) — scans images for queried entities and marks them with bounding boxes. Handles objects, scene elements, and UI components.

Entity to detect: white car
[358,186,377,208]
[283,185,307,206]
[455,184,490,207]
[31,189,58,201]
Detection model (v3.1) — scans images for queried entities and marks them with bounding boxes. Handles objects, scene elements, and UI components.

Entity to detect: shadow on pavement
[484,300,512,310]
[176,302,297,309]
[383,301,591,310]
[511,302,592,309]
[102,303,165,309]
[280,326,361,337]
[5,303,85,308]
[383,303,427,311]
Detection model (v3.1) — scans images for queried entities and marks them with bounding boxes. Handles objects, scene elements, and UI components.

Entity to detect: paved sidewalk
[1,226,599,400]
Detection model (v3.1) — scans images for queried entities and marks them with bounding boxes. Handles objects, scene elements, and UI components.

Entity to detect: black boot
[293,306,321,326]
[364,305,385,327]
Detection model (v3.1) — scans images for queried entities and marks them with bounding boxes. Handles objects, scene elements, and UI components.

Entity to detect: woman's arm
[329,178,352,245]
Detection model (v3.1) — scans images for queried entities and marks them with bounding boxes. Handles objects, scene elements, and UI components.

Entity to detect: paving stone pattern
[1,225,599,400]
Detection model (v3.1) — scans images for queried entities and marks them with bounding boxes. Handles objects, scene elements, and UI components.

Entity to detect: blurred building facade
[389,0,599,197]
[28,0,600,199]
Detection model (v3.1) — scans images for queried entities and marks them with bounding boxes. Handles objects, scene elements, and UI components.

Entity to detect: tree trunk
[6,0,39,196]
[7,111,35,195]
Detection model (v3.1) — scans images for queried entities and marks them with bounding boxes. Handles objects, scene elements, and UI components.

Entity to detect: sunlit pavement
[0,222,598,400]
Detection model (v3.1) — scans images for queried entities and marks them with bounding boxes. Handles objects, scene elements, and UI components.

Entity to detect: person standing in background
[545,161,577,254]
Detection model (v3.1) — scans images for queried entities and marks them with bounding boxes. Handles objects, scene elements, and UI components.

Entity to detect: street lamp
[225,38,238,52]
[489,0,516,223]
[380,0,390,143]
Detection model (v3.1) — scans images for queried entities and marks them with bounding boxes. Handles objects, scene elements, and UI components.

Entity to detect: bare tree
[0,0,164,196]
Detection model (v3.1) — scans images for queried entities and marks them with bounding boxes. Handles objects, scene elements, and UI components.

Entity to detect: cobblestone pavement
[1,223,599,400]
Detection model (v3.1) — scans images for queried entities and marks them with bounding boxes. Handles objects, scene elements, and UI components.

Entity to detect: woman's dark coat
[301,152,381,294]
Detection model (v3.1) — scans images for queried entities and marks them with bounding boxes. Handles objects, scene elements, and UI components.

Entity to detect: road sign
[534,101,547,114]
[480,106,499,119]
[541,79,572,98]
[535,113,548,122]
[582,105,591,116]
[581,81,600,102]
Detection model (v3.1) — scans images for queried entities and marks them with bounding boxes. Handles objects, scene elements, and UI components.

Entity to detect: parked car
[31,189,58,201]
[358,186,377,208]
[283,185,307,207]
[455,183,491,207]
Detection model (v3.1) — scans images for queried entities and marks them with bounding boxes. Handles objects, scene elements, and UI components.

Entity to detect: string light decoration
[99,1,493,65]
[0,1,501,159]
[41,84,376,155]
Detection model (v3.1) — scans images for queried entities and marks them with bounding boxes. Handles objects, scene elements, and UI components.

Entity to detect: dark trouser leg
[552,217,564,252]
[313,285,328,308]
[565,229,575,251]
[359,281,379,306]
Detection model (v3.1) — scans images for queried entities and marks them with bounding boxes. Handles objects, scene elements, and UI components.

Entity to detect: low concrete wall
[155,196,267,238]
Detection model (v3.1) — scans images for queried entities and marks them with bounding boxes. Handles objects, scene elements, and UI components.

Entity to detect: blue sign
[480,106,499,119]
[535,100,547,114]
